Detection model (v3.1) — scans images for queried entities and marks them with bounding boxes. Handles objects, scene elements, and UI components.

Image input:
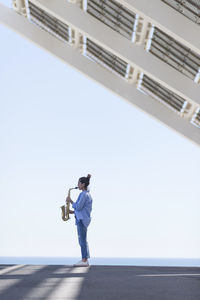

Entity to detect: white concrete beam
[34,0,200,107]
[117,0,200,56]
[0,3,199,146]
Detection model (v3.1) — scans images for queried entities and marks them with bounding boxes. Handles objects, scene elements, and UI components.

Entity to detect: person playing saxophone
[66,174,93,267]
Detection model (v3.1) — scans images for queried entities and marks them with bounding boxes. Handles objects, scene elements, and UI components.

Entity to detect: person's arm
[69,209,74,214]
[72,193,87,211]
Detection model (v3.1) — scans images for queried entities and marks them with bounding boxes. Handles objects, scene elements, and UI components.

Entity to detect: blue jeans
[76,220,90,259]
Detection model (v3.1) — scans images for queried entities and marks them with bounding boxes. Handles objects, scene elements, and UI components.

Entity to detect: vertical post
[13,0,26,16]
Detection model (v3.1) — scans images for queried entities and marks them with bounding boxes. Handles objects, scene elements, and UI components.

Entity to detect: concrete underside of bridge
[0,1,200,146]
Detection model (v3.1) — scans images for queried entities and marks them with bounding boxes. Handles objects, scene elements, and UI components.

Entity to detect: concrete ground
[0,264,200,299]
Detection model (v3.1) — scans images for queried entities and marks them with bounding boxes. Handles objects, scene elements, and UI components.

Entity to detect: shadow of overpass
[0,264,200,300]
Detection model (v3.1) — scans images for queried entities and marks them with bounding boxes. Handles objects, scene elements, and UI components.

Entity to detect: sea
[0,257,200,267]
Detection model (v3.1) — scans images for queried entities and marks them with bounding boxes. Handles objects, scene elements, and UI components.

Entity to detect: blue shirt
[72,190,93,228]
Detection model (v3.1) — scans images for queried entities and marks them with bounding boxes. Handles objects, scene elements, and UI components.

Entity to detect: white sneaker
[73,260,89,267]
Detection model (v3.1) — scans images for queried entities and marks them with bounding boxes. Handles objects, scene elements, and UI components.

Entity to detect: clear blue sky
[0,1,200,259]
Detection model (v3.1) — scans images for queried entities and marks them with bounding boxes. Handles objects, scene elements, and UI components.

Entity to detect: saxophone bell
[61,205,69,221]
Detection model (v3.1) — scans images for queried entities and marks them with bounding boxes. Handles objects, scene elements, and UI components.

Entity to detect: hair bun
[87,174,91,178]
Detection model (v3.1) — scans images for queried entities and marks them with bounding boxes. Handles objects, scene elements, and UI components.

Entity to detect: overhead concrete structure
[0,0,200,145]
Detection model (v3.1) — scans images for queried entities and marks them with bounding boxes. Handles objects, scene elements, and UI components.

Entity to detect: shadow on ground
[0,264,200,299]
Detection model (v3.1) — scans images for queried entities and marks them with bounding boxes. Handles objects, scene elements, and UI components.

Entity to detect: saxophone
[61,187,78,221]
